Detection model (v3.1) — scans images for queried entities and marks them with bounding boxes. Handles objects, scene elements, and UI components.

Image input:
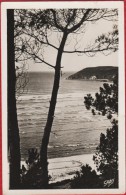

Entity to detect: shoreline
[48,153,96,183]
[66,78,111,82]
[21,153,97,184]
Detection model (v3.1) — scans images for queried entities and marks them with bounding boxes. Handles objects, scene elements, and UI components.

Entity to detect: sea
[17,72,111,160]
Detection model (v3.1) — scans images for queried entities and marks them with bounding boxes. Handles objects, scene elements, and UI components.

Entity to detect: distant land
[67,66,118,81]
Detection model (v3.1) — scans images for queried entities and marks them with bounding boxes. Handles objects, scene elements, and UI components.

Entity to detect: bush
[84,75,118,188]
[20,148,51,189]
[93,119,118,187]
[71,164,101,189]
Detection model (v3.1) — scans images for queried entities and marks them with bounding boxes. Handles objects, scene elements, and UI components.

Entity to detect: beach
[21,153,97,184]
[48,153,96,183]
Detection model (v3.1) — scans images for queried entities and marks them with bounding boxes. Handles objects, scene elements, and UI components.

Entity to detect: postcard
[1,1,125,194]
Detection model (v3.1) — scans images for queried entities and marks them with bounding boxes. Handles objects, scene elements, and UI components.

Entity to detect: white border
[1,1,125,195]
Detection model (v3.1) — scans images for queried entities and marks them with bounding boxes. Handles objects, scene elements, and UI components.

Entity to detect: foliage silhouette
[21,148,51,189]
[71,164,101,189]
[84,74,118,116]
[84,75,118,187]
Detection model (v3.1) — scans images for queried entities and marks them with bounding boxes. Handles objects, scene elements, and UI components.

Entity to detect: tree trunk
[40,32,68,188]
[7,9,21,189]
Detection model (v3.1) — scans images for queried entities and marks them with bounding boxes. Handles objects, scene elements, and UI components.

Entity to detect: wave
[17,78,109,159]
[17,91,86,103]
[47,143,98,150]
[48,145,61,149]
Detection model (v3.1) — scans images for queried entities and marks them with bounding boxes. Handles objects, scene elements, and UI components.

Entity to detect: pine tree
[84,75,118,186]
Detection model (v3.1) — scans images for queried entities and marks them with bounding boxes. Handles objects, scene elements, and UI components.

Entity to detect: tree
[14,9,118,187]
[84,74,118,116]
[7,9,30,188]
[84,75,118,186]
[7,9,21,189]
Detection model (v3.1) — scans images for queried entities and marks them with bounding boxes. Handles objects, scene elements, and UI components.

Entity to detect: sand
[20,153,97,184]
[48,153,96,183]
[8,153,97,184]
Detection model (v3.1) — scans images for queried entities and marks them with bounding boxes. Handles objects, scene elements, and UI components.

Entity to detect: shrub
[20,148,51,189]
[93,119,118,187]
[71,164,101,189]
[84,75,118,188]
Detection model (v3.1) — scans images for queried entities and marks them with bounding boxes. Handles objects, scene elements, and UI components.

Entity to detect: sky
[17,15,118,73]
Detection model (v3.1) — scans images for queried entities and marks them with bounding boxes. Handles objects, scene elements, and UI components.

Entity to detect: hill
[67,66,118,81]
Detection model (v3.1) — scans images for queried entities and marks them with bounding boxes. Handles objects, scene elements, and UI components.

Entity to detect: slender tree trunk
[7,9,21,189]
[40,32,68,188]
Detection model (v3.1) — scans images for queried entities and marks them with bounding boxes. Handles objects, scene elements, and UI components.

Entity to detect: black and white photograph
[1,1,125,194]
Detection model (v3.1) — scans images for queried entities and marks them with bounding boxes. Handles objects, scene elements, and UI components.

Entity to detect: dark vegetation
[71,164,101,189]
[67,66,118,81]
[67,75,118,189]
[93,119,118,181]
[83,75,118,188]
[84,74,118,115]
[20,148,51,189]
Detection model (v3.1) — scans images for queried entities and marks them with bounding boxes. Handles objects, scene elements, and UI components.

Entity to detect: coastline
[48,153,96,183]
[66,78,111,82]
[20,153,97,184]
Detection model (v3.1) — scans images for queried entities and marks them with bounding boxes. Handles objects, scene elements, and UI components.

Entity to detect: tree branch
[68,9,91,33]
[63,47,118,54]
[27,51,55,69]
[17,47,55,69]
[50,9,65,32]
[22,31,58,50]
